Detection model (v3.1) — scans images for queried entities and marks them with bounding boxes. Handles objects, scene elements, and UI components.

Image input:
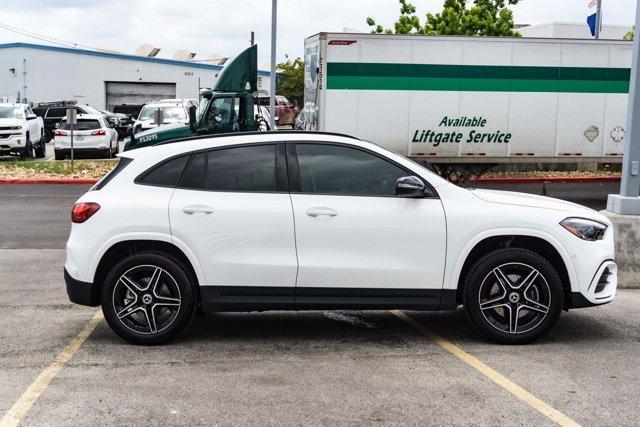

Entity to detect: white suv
[65,132,617,345]
[53,114,118,159]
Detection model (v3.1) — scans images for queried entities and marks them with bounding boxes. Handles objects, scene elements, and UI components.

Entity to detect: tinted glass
[140,155,189,187]
[45,107,68,118]
[180,152,206,189]
[59,119,101,130]
[295,144,408,196]
[179,145,276,192]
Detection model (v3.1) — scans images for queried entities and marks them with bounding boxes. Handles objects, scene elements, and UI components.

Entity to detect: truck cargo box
[301,33,632,165]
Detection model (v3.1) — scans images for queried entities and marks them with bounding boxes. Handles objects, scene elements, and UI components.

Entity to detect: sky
[0,0,636,68]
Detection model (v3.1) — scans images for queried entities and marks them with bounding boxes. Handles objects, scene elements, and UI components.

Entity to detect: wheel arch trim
[446,227,578,292]
[87,232,206,287]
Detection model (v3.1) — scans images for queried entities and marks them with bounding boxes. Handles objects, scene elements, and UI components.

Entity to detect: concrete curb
[472,176,621,184]
[0,178,97,185]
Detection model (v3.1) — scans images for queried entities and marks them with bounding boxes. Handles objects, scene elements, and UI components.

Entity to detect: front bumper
[571,260,617,308]
[65,268,100,306]
[0,134,26,152]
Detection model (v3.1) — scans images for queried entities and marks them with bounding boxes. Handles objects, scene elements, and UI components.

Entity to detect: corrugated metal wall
[0,46,272,109]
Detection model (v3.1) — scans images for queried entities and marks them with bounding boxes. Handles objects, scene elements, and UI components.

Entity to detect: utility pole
[269,0,277,131]
[607,0,640,214]
[595,0,602,39]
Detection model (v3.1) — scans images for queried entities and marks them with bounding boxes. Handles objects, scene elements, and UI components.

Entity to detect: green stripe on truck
[326,63,631,93]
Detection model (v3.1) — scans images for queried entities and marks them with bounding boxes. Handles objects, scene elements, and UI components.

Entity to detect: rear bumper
[65,268,100,306]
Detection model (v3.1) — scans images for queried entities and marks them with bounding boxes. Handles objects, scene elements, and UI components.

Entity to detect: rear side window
[138,155,189,187]
[45,107,68,118]
[93,157,133,191]
[179,145,277,192]
[59,119,101,130]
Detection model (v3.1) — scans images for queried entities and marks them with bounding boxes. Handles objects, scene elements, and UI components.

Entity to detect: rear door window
[45,107,67,118]
[179,145,277,192]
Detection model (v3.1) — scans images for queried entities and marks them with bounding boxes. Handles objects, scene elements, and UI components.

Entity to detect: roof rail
[154,130,362,147]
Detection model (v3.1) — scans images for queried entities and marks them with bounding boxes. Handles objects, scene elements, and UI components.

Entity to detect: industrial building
[0,42,274,110]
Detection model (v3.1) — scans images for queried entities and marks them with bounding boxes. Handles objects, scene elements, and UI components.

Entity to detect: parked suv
[0,103,45,158]
[35,103,108,143]
[65,132,617,345]
[53,114,118,159]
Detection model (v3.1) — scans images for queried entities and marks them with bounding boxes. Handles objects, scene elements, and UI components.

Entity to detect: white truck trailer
[300,33,632,178]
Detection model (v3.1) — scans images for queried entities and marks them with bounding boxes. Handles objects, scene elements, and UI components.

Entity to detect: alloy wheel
[112,265,182,335]
[478,262,551,335]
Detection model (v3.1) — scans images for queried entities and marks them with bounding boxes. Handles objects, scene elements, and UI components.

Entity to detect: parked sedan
[64,132,616,345]
[53,114,118,159]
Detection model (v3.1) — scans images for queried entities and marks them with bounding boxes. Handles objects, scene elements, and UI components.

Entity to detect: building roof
[0,42,273,77]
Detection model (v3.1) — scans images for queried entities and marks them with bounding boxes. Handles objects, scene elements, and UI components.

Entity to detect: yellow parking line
[0,310,103,427]
[391,310,580,427]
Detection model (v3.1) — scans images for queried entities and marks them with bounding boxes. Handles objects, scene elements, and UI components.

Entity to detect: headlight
[560,217,607,241]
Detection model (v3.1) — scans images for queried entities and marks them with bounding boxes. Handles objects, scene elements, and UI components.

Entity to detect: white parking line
[0,310,103,427]
[391,310,580,427]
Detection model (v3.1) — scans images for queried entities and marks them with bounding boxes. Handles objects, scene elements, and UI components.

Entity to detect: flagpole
[595,0,602,39]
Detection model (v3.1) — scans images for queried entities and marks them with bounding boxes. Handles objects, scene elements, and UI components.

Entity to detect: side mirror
[188,105,197,131]
[395,176,426,198]
[126,127,134,137]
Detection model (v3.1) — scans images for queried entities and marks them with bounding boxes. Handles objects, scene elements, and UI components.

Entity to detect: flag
[587,0,599,37]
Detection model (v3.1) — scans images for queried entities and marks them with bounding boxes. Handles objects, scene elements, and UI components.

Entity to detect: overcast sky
[0,0,636,68]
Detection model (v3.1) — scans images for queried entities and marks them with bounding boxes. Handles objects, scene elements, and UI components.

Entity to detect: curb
[471,176,621,184]
[0,178,98,185]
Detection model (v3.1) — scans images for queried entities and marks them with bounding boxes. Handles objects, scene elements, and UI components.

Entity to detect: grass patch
[0,160,118,179]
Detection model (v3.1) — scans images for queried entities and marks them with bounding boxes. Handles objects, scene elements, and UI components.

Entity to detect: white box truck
[300,33,632,177]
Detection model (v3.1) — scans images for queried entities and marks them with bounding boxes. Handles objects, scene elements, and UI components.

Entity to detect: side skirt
[200,286,458,312]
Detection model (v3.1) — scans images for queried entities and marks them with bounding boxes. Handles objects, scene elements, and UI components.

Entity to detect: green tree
[276,56,304,106]
[367,0,522,37]
[624,28,634,40]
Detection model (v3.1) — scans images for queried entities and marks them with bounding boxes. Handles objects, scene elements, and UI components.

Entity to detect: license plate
[74,136,83,141]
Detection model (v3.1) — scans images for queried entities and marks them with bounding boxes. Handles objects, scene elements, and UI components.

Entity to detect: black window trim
[134,141,288,193]
[286,140,439,199]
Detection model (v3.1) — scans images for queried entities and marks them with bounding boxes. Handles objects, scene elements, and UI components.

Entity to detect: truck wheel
[463,248,563,344]
[20,136,32,160]
[54,150,65,160]
[34,143,46,158]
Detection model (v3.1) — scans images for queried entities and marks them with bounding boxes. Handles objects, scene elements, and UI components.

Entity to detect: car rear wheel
[463,248,563,344]
[101,252,196,345]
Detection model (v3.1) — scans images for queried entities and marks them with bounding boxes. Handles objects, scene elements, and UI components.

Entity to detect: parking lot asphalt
[1,183,638,425]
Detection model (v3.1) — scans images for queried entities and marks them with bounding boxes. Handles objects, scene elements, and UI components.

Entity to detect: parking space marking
[0,310,103,427]
[391,310,579,427]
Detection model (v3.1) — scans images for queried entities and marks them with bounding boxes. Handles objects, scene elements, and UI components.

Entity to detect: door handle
[183,205,214,215]
[306,207,338,217]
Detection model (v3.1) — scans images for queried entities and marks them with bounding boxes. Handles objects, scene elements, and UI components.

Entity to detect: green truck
[124,45,268,151]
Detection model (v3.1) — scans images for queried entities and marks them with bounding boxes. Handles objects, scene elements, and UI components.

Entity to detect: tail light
[54,130,68,136]
[72,202,100,223]
[91,129,107,136]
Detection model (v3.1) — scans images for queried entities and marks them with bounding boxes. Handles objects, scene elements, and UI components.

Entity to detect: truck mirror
[188,105,197,131]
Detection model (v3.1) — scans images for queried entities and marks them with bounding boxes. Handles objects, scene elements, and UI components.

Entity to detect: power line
[0,21,100,51]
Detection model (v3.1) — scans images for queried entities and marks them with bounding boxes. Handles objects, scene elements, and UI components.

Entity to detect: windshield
[196,98,209,121]
[138,105,187,121]
[0,106,23,119]
[81,105,103,115]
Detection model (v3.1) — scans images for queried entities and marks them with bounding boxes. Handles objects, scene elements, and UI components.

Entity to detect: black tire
[101,252,196,345]
[463,248,563,344]
[34,133,46,158]
[20,135,32,160]
[54,150,65,160]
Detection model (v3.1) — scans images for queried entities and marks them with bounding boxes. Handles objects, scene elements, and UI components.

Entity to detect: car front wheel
[463,248,563,344]
[102,252,196,345]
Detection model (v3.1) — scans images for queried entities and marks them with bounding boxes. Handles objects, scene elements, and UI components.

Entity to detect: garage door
[105,82,176,111]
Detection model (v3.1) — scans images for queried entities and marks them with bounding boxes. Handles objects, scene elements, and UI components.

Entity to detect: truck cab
[124,45,261,151]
